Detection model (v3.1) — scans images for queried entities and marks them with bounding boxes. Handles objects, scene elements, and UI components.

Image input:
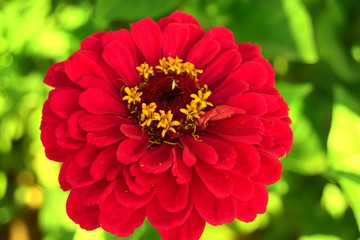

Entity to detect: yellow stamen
[140,102,157,127]
[153,110,180,137]
[182,62,203,80]
[171,78,179,90]
[122,86,142,104]
[136,63,154,79]
[123,58,212,144]
[180,102,201,121]
[190,84,213,110]
[154,56,202,80]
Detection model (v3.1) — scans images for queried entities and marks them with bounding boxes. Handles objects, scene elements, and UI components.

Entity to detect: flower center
[122,56,213,147]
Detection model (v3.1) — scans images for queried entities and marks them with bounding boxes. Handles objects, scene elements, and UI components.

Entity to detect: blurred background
[1,0,360,239]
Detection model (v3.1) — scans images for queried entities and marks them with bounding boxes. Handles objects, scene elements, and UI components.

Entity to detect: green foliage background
[1,0,360,239]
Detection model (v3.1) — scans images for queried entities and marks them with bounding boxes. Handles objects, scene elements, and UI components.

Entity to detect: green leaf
[314,0,359,82]
[327,104,360,231]
[94,0,181,22]
[224,0,299,59]
[281,0,318,63]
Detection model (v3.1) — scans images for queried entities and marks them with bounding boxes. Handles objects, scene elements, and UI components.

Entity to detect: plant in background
[40,11,292,240]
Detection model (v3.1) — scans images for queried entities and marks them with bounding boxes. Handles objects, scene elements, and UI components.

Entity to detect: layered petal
[79,88,128,116]
[66,187,100,230]
[131,18,162,66]
[99,192,146,237]
[192,175,236,225]
[114,175,155,209]
[162,23,203,59]
[40,10,292,240]
[116,138,148,164]
[139,144,173,174]
[206,116,264,144]
[156,173,189,212]
[102,40,140,86]
[236,183,268,222]
[146,197,193,229]
[159,210,205,240]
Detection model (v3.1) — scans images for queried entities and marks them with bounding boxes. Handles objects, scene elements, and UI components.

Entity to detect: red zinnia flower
[40,11,292,240]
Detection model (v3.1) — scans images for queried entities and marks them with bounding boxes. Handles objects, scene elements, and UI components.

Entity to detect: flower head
[40,11,292,240]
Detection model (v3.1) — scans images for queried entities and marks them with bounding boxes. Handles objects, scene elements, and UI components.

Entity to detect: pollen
[155,56,202,80]
[140,102,157,127]
[122,86,142,104]
[122,56,213,146]
[190,84,213,111]
[153,110,180,138]
[136,63,154,79]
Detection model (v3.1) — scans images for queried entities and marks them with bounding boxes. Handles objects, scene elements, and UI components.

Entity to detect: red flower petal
[80,32,106,52]
[64,50,109,82]
[119,124,145,140]
[209,75,249,104]
[123,166,153,195]
[209,26,237,51]
[180,135,218,165]
[66,162,96,188]
[159,210,205,240]
[201,136,237,170]
[232,142,261,177]
[186,32,221,69]
[171,147,193,184]
[74,144,100,167]
[252,152,282,185]
[139,144,173,174]
[41,95,60,123]
[77,75,121,100]
[81,180,115,206]
[80,114,132,132]
[102,40,140,86]
[261,120,293,157]
[236,183,268,222]
[116,138,148,164]
[162,23,203,59]
[40,11,293,240]
[158,10,201,29]
[90,145,118,180]
[200,49,242,86]
[79,88,128,115]
[100,192,145,237]
[131,18,162,66]
[67,110,86,140]
[44,62,76,88]
[237,43,262,61]
[226,92,267,116]
[59,161,72,190]
[192,175,236,225]
[146,197,193,229]
[50,89,81,119]
[182,145,197,167]
[248,183,268,213]
[253,57,275,87]
[129,163,159,188]
[195,161,233,198]
[156,173,189,212]
[115,176,155,209]
[101,29,140,65]
[66,188,100,230]
[106,164,123,182]
[198,105,245,131]
[55,122,83,150]
[232,174,254,201]
[87,128,126,147]
[235,61,267,89]
[206,116,264,144]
